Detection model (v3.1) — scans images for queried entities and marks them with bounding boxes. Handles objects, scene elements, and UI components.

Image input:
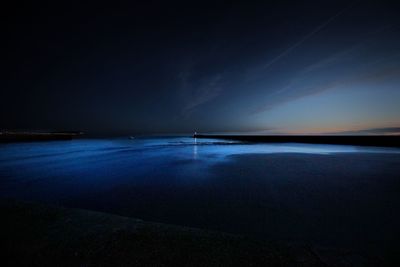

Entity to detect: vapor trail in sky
[262,2,356,71]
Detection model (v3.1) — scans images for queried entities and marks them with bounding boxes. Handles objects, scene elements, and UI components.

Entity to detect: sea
[1,136,400,255]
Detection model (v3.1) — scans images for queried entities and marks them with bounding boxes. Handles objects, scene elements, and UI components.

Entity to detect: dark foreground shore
[194,134,400,147]
[1,199,326,267]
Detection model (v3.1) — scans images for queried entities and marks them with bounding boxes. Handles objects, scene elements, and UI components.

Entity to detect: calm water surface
[1,137,400,250]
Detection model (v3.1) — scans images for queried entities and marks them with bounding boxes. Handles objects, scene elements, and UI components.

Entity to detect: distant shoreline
[0,132,83,143]
[194,134,400,147]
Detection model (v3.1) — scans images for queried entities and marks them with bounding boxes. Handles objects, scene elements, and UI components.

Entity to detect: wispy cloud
[261,1,355,71]
[250,43,400,115]
[179,70,224,117]
[329,127,400,135]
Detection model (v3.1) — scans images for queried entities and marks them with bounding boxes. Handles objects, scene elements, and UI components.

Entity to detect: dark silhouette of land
[0,131,83,143]
[194,134,400,147]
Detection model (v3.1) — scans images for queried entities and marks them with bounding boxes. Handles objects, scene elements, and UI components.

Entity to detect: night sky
[2,1,400,135]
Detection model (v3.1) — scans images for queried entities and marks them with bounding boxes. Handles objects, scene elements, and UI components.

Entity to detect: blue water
[1,137,400,250]
[0,137,396,198]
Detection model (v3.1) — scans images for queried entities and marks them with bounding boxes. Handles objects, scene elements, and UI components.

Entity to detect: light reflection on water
[193,137,198,160]
[1,136,398,163]
[0,136,398,197]
[0,137,399,177]
[1,136,400,247]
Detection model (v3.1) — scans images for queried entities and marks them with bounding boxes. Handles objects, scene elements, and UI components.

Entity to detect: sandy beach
[2,199,323,267]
